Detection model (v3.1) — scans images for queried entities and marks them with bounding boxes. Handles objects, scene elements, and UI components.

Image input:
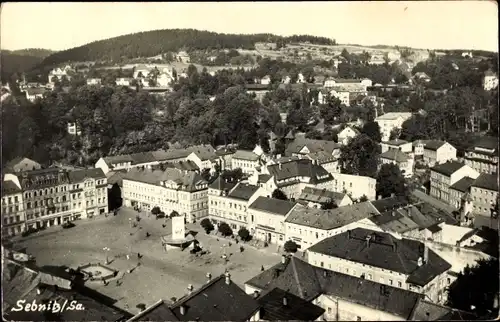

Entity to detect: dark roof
[169,275,260,321]
[299,186,347,204]
[383,139,409,146]
[249,197,297,216]
[246,257,423,319]
[227,183,260,201]
[257,287,325,321]
[369,208,420,234]
[106,170,127,186]
[4,157,41,172]
[127,300,179,321]
[380,149,410,162]
[208,176,237,191]
[2,180,21,196]
[232,150,260,161]
[471,136,498,151]
[308,228,451,286]
[267,159,332,185]
[430,161,466,176]
[449,176,475,193]
[2,260,40,310]
[423,140,447,151]
[370,196,411,213]
[471,173,498,191]
[410,299,478,321]
[68,168,106,183]
[17,168,71,190]
[257,174,272,183]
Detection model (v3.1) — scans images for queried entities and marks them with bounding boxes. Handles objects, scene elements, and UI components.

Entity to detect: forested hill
[1,49,55,82]
[37,29,335,66]
[5,48,56,58]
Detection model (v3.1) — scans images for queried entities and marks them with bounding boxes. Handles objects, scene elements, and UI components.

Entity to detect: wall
[331,173,376,200]
[1,190,25,236]
[436,144,457,165]
[251,209,287,245]
[471,186,498,216]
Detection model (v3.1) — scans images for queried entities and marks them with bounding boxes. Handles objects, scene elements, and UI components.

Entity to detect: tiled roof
[472,173,498,191]
[375,112,412,121]
[186,144,217,161]
[232,150,260,161]
[449,176,475,193]
[2,259,40,310]
[422,140,447,151]
[169,274,260,321]
[123,168,207,192]
[369,209,420,233]
[380,149,410,162]
[308,228,451,286]
[267,159,332,184]
[257,287,325,321]
[382,139,409,146]
[227,183,260,201]
[18,168,71,190]
[471,136,498,151]
[128,300,178,321]
[246,257,423,319]
[106,170,127,186]
[286,138,340,156]
[409,299,478,320]
[430,161,466,176]
[208,176,237,191]
[257,174,272,183]
[249,197,297,216]
[298,186,347,204]
[68,168,106,183]
[285,202,378,230]
[4,157,41,172]
[2,180,21,196]
[370,196,411,213]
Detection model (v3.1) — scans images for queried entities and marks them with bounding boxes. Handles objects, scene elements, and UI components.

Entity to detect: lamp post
[103,247,110,264]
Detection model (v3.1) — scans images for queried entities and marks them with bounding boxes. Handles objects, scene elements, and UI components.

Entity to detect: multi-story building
[1,180,26,236]
[231,150,263,175]
[331,173,376,200]
[122,167,208,223]
[318,89,350,106]
[422,140,457,167]
[298,186,353,208]
[470,173,498,217]
[483,70,499,91]
[48,65,74,83]
[285,138,341,174]
[464,137,498,175]
[323,78,373,91]
[215,148,236,171]
[4,157,42,173]
[337,126,360,145]
[284,202,379,250]
[68,168,109,218]
[307,228,452,303]
[248,196,297,245]
[374,112,413,142]
[379,149,414,178]
[448,176,475,210]
[380,139,413,154]
[430,161,479,204]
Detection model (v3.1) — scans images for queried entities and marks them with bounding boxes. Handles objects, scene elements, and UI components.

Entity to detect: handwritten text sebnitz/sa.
[11,299,85,313]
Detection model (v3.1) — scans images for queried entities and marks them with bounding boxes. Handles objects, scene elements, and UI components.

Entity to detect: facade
[337,126,360,145]
[318,89,350,106]
[231,150,262,175]
[122,168,208,223]
[1,180,26,236]
[323,78,372,91]
[261,75,271,85]
[307,228,452,303]
[116,78,133,86]
[374,112,413,142]
[285,138,341,174]
[422,141,457,167]
[156,73,174,87]
[464,137,498,175]
[175,51,191,63]
[448,176,475,209]
[67,122,82,136]
[380,139,412,154]
[483,70,499,91]
[67,168,109,219]
[48,66,73,83]
[379,149,414,178]
[86,78,102,86]
[248,196,297,245]
[470,173,498,217]
[25,88,46,102]
[331,173,376,201]
[430,161,479,204]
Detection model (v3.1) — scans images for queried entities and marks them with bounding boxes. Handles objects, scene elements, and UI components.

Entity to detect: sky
[1,1,498,52]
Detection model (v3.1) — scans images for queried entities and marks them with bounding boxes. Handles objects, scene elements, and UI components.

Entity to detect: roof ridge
[173,275,225,307]
[290,257,305,298]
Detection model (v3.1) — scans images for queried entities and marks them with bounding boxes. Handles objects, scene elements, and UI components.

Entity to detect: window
[357,317,361,321]
[367,274,372,280]
[327,308,332,314]
[398,281,402,287]
[389,279,393,285]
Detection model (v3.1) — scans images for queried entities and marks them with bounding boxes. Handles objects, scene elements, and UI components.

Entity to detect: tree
[359,195,368,202]
[218,222,233,237]
[340,134,381,177]
[284,240,298,253]
[107,183,122,211]
[320,96,342,125]
[320,199,338,209]
[389,128,401,141]
[170,211,180,218]
[376,163,408,198]
[361,121,382,143]
[446,258,499,319]
[151,206,161,215]
[238,227,251,241]
[272,189,288,200]
[200,218,214,233]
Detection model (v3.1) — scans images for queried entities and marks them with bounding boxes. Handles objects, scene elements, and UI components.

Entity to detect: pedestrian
[261,265,264,271]
[126,254,130,260]
[240,246,244,253]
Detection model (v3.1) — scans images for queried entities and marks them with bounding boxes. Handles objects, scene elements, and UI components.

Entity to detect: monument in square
[161,215,198,251]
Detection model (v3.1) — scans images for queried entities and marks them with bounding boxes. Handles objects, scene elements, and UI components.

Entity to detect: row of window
[25,186,68,199]
[26,206,70,220]
[2,205,21,214]
[2,196,19,205]
[3,215,21,225]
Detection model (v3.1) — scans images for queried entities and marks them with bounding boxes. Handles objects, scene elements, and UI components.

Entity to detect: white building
[380,139,413,154]
[464,137,499,175]
[156,73,174,87]
[422,140,457,167]
[67,122,82,136]
[285,138,341,174]
[430,161,480,205]
[298,186,353,208]
[337,126,360,145]
[86,78,102,86]
[261,75,271,85]
[48,65,73,83]
[379,149,414,178]
[231,150,263,175]
[116,78,133,86]
[25,88,46,102]
[374,112,413,142]
[331,173,376,201]
[483,70,498,91]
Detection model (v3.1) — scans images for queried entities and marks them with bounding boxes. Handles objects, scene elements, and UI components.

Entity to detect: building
[156,73,174,87]
[331,173,376,201]
[448,176,475,210]
[248,196,297,245]
[122,167,208,223]
[86,78,102,86]
[318,89,350,106]
[133,64,154,79]
[307,228,452,303]
[285,138,341,174]
[483,70,498,91]
[414,72,431,83]
[284,202,379,250]
[245,256,428,321]
[381,139,413,154]
[422,140,457,167]
[244,84,270,102]
[4,157,42,173]
[323,78,372,91]
[413,140,427,157]
[175,51,191,63]
[261,75,271,85]
[25,88,46,102]
[337,126,360,145]
[67,168,109,218]
[430,161,479,205]
[48,65,73,83]
[369,55,386,65]
[379,149,414,178]
[464,137,498,175]
[208,179,266,232]
[116,77,133,86]
[2,180,26,236]
[298,186,353,208]
[470,173,498,218]
[231,150,263,175]
[375,112,413,142]
[67,122,82,136]
[215,148,236,171]
[127,273,260,321]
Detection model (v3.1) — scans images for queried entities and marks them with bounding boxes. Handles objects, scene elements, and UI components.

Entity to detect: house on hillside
[483,70,498,91]
[379,149,414,178]
[116,77,134,86]
[337,126,360,145]
[430,161,479,204]
[86,78,101,86]
[175,51,190,63]
[25,88,46,102]
[261,75,271,85]
[374,112,413,142]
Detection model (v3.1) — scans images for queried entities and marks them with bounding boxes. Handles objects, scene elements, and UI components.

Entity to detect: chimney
[187,284,194,294]
[347,230,351,239]
[225,272,231,285]
[206,272,212,283]
[281,254,287,264]
[179,305,186,316]
[423,243,429,263]
[282,297,288,306]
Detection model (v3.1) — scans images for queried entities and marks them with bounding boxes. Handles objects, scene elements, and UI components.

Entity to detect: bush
[151,206,161,215]
[218,222,233,237]
[238,227,251,241]
[284,240,298,253]
[200,218,214,233]
[170,211,180,218]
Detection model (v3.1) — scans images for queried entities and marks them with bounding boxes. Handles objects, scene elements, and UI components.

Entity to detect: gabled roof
[409,299,478,321]
[375,112,412,121]
[17,168,71,190]
[449,176,475,193]
[382,139,409,146]
[308,228,451,286]
[123,168,207,192]
[1,180,21,196]
[246,257,423,319]
[267,159,333,185]
[423,140,447,151]
[227,183,260,201]
[370,195,411,213]
[380,149,410,162]
[4,157,41,172]
[285,202,378,230]
[286,138,340,156]
[430,161,466,177]
[208,176,236,191]
[249,197,297,216]
[68,168,106,183]
[232,150,260,161]
[471,173,498,192]
[257,287,325,321]
[299,186,347,204]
